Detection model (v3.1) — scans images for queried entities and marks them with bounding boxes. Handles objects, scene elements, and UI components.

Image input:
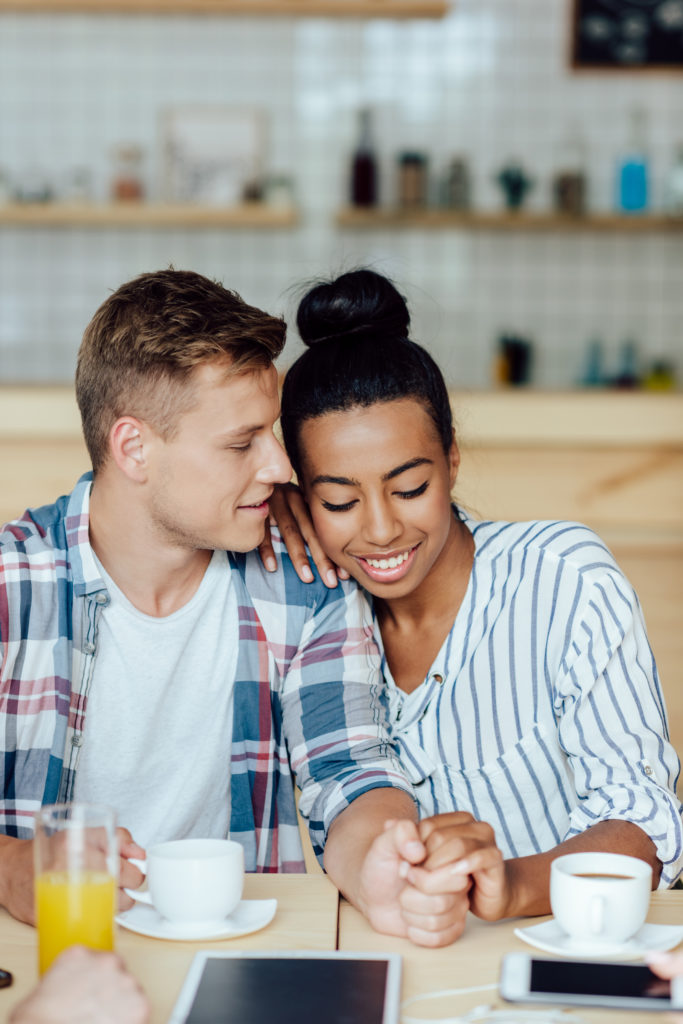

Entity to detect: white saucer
[115,898,277,942]
[514,918,683,961]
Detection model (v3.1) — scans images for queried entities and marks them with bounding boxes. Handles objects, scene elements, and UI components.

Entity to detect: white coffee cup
[129,838,244,925]
[550,851,652,947]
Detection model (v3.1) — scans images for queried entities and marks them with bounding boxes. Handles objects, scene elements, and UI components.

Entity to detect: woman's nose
[362,500,400,548]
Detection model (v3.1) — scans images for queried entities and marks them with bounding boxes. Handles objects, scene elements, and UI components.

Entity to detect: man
[0,269,474,947]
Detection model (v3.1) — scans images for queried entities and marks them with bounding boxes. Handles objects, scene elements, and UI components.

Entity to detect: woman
[268,268,683,921]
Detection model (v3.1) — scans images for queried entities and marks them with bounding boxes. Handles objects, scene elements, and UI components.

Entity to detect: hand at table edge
[8,946,150,1024]
[0,835,35,924]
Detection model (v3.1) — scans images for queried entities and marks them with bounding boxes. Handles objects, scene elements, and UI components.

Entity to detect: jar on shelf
[111,144,144,202]
[397,152,428,208]
[441,156,471,210]
[553,123,588,216]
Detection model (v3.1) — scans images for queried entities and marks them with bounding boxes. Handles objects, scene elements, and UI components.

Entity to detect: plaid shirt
[0,473,412,871]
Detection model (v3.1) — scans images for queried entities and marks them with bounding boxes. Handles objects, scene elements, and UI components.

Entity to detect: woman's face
[298,398,459,600]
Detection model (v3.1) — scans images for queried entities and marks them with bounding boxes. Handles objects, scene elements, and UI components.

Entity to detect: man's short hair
[76,268,286,474]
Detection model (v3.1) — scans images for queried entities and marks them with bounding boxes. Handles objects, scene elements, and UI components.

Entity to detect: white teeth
[366,550,410,569]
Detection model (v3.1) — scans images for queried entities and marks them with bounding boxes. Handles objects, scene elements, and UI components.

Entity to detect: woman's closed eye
[396,480,428,500]
[321,480,428,512]
[321,498,358,512]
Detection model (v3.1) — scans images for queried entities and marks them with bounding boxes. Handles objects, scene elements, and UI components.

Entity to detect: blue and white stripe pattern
[377,513,683,886]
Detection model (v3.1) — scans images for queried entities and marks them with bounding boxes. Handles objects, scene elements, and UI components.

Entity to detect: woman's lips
[354,544,419,583]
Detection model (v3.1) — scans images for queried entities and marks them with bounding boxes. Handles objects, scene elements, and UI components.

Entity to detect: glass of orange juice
[34,803,118,974]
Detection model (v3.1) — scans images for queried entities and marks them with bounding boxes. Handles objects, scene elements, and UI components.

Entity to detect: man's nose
[258,436,292,485]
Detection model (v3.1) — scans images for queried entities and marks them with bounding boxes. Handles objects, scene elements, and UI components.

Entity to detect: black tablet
[168,950,402,1024]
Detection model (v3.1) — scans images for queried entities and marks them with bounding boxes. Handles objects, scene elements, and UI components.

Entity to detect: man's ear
[109,418,148,482]
[448,430,460,490]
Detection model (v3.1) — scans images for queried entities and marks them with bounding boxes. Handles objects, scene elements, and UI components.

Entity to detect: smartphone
[0,968,12,989]
[500,953,683,1011]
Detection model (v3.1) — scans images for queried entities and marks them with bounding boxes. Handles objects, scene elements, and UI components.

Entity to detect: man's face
[145,362,291,553]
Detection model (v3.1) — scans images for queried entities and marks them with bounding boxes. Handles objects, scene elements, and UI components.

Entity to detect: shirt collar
[65,472,108,599]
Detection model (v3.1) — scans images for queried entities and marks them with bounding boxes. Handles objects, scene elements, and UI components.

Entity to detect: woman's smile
[353,543,420,583]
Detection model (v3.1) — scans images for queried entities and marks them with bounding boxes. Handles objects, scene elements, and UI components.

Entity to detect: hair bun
[297,269,410,348]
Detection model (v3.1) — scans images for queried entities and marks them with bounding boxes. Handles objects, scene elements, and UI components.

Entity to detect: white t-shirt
[74,549,238,848]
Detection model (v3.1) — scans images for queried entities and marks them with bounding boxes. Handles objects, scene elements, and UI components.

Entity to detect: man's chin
[211,519,268,555]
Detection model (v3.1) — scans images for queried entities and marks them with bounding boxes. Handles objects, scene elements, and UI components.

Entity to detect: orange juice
[35,869,116,973]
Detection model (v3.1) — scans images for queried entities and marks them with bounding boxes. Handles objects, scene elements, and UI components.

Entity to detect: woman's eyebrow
[383,457,433,481]
[311,457,432,488]
[311,473,359,487]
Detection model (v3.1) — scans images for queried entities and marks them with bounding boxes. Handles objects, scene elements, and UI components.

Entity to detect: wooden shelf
[0,201,299,229]
[336,207,683,232]
[0,0,447,16]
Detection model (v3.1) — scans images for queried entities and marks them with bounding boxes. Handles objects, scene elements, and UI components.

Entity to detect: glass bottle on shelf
[111,144,144,202]
[617,109,649,214]
[350,109,378,208]
[441,156,471,210]
[553,123,587,216]
[614,338,640,388]
[579,337,605,387]
[665,143,683,216]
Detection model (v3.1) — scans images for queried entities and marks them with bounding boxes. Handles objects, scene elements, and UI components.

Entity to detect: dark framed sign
[571,0,683,70]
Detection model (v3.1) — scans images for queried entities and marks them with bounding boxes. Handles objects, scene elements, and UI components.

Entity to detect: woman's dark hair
[280,269,453,478]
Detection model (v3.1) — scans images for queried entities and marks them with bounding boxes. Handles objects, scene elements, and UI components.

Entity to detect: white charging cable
[401,984,590,1024]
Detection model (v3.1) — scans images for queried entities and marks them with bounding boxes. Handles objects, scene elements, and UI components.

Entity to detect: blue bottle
[618,109,648,213]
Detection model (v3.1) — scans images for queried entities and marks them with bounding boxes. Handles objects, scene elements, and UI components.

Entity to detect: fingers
[117,888,135,912]
[270,485,316,584]
[399,888,470,948]
[117,829,145,902]
[418,811,475,844]
[302,532,341,590]
[388,819,427,866]
[270,483,343,588]
[646,950,683,979]
[257,518,278,573]
[420,819,498,871]
[407,846,504,894]
[117,828,145,861]
[406,917,468,948]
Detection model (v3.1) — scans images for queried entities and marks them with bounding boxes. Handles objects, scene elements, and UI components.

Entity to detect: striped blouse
[376,513,683,886]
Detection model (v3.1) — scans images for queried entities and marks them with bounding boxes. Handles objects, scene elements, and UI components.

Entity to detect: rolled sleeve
[281,577,414,860]
[556,571,683,886]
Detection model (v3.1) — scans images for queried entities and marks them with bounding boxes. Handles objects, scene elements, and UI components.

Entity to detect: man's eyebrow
[217,424,262,439]
[311,458,433,488]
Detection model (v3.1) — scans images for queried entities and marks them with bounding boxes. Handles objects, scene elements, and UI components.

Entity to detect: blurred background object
[617,108,649,213]
[350,108,378,208]
[397,151,428,208]
[0,0,681,389]
[495,162,535,211]
[110,144,145,202]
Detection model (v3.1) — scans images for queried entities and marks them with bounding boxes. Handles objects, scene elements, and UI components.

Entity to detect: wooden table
[3,877,683,1022]
[338,891,683,1024]
[0,873,339,1024]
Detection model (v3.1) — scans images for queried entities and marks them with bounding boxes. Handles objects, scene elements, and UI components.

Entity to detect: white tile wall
[1,0,682,387]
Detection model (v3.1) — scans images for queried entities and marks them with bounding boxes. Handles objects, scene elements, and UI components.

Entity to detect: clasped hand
[359,812,507,948]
